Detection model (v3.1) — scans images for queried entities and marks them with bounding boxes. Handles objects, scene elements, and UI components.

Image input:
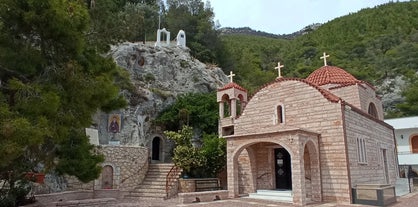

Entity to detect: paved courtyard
[116,192,418,207]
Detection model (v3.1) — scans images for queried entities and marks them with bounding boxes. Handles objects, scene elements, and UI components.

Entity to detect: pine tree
[0,0,127,204]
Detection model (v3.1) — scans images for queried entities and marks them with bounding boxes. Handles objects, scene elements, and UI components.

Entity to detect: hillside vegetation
[218,1,418,117]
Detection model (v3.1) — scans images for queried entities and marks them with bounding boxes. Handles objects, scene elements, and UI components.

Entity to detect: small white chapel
[217,53,398,205]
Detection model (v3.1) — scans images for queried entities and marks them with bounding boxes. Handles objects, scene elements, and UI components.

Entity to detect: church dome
[305,65,360,86]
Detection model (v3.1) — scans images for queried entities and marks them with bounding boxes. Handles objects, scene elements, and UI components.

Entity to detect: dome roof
[305,65,360,86]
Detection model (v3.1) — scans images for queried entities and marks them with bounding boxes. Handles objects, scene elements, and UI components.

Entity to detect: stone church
[217,56,398,205]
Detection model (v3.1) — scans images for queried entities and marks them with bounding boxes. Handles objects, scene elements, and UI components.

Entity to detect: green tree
[86,0,161,51]
[164,126,205,176]
[155,92,218,134]
[0,0,127,205]
[164,126,226,178]
[397,73,418,116]
[199,133,226,178]
[165,0,221,63]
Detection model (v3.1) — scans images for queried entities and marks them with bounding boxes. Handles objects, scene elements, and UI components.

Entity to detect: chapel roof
[305,65,361,86]
[250,78,341,103]
[218,82,247,92]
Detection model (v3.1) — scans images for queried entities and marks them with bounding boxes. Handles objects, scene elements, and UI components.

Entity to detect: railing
[165,165,181,198]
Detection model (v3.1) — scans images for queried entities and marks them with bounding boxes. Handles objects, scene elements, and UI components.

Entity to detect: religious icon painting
[108,114,121,133]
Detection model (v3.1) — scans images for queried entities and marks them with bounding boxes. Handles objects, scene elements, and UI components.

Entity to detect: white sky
[209,0,403,34]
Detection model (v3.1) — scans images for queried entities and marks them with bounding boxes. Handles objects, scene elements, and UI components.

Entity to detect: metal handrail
[165,165,181,198]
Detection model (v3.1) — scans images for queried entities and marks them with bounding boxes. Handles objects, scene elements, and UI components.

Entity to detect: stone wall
[232,80,349,203]
[66,146,149,191]
[237,149,253,194]
[253,144,273,190]
[345,106,397,186]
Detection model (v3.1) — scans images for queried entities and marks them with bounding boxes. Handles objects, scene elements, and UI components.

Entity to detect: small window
[277,105,283,124]
[274,104,284,124]
[357,137,367,164]
[368,102,378,118]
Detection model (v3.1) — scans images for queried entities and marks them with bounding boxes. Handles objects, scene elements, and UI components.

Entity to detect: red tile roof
[305,66,361,86]
[218,82,247,92]
[249,78,341,103]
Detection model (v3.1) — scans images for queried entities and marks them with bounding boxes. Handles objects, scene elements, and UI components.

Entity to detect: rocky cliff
[94,42,228,150]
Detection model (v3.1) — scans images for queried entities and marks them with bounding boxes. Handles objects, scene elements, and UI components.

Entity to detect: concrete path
[116,191,418,207]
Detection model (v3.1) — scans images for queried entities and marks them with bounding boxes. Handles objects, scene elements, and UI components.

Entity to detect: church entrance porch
[226,129,322,206]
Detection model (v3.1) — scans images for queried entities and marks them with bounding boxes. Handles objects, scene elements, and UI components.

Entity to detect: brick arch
[229,140,295,197]
[149,134,166,162]
[226,133,320,205]
[303,139,322,202]
[232,141,295,162]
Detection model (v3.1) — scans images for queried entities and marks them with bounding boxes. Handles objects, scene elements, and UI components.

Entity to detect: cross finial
[320,52,330,66]
[227,71,236,83]
[274,62,284,78]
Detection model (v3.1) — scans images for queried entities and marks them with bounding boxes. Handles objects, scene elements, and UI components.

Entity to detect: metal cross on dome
[227,71,236,83]
[275,62,284,78]
[320,52,330,66]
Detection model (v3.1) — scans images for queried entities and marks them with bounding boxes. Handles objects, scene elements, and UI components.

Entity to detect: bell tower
[217,71,247,136]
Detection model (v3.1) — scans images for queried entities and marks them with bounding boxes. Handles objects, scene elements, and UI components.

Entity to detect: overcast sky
[209,0,403,34]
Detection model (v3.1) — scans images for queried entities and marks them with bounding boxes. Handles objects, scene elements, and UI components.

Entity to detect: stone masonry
[218,65,397,206]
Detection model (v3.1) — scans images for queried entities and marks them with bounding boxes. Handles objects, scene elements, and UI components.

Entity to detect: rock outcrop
[93,42,228,161]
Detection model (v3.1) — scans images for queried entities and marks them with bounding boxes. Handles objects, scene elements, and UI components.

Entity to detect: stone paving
[115,191,418,207]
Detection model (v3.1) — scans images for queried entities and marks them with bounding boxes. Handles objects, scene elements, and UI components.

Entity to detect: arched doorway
[303,140,321,202]
[411,135,418,153]
[152,137,161,161]
[228,134,321,205]
[102,165,113,189]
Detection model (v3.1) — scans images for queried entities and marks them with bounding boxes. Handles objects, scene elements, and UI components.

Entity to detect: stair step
[142,180,167,185]
[248,190,293,202]
[133,188,166,193]
[256,190,292,196]
[127,192,166,198]
[127,163,180,200]
[136,185,165,190]
[143,176,167,181]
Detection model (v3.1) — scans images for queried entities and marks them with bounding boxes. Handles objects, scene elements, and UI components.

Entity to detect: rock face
[93,42,228,162]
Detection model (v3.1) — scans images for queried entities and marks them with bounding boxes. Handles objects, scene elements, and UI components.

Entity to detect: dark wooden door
[275,148,292,189]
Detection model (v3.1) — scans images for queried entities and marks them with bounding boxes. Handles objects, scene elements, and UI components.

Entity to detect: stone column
[219,102,224,119]
[231,98,237,118]
[292,136,306,206]
[227,143,239,198]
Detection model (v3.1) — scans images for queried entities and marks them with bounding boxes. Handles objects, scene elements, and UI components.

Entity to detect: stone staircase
[126,163,181,200]
[248,189,293,202]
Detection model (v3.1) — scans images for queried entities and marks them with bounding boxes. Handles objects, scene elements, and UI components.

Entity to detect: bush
[165,126,226,178]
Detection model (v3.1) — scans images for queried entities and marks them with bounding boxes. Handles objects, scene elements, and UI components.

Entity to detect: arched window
[222,94,230,117]
[274,104,284,124]
[368,102,378,118]
[277,105,283,124]
[411,136,418,153]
